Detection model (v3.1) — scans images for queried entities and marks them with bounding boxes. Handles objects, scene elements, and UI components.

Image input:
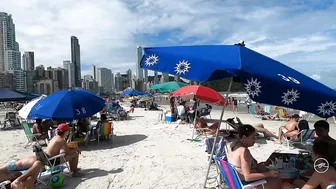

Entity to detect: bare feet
[275,139,282,144]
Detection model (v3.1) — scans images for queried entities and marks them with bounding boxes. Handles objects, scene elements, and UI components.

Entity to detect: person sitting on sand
[227,124,281,189]
[0,156,43,189]
[194,117,219,135]
[226,117,278,139]
[276,114,300,144]
[46,123,82,177]
[282,140,336,189]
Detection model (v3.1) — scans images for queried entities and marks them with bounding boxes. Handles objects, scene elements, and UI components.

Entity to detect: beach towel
[204,136,227,159]
[100,122,112,137]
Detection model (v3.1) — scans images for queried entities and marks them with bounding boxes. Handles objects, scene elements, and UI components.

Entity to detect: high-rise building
[63,60,75,88]
[115,72,121,92]
[22,51,34,71]
[70,36,81,87]
[154,71,158,84]
[0,12,21,71]
[97,67,113,94]
[144,69,148,83]
[8,69,26,92]
[136,45,144,80]
[126,69,132,87]
[161,72,169,83]
[92,65,96,80]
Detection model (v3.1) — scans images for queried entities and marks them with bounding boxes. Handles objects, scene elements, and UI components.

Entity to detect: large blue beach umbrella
[141,45,336,188]
[28,89,105,121]
[122,89,144,96]
[141,45,336,118]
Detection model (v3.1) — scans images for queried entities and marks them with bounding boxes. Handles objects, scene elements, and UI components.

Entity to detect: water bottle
[289,156,296,168]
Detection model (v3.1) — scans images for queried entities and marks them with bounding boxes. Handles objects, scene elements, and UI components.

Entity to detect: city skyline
[1,1,336,88]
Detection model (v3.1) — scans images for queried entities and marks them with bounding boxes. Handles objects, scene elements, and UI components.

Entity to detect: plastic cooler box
[165,115,176,122]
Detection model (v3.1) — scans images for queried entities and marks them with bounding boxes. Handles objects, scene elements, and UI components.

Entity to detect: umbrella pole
[203,77,233,188]
[191,99,200,140]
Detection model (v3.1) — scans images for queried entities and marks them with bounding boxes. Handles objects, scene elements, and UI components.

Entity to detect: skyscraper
[71,36,81,87]
[97,67,113,94]
[136,45,144,80]
[63,60,75,88]
[154,71,158,84]
[22,51,34,71]
[92,64,96,80]
[0,12,21,71]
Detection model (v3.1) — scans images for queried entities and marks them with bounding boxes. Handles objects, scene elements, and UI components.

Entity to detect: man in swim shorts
[0,156,43,189]
[276,114,300,143]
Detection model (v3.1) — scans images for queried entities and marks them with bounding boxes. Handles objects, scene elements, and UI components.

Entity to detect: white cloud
[1,0,336,87]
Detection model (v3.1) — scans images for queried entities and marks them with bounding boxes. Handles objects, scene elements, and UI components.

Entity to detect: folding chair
[282,129,316,149]
[22,121,48,148]
[33,145,71,186]
[215,157,267,189]
[97,121,113,144]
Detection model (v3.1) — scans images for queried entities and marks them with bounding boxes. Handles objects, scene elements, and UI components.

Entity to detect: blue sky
[3,0,336,88]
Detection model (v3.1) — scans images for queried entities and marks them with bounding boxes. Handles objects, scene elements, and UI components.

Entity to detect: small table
[266,152,313,183]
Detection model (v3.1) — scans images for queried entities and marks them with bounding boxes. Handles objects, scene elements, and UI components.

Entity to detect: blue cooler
[165,115,176,122]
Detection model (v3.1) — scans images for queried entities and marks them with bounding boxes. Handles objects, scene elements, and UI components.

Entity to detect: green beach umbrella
[150,81,188,93]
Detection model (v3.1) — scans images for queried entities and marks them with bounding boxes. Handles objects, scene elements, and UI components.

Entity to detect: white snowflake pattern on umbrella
[244,78,262,98]
[317,101,336,116]
[175,60,191,75]
[281,89,300,105]
[145,54,159,66]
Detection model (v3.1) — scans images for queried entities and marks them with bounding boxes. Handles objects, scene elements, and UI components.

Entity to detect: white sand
[0,106,335,189]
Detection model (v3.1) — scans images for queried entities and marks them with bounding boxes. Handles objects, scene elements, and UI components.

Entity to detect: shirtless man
[276,114,300,144]
[45,123,82,177]
[0,156,43,189]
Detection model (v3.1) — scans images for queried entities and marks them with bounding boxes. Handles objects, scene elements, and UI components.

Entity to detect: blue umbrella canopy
[0,88,39,102]
[122,89,144,96]
[28,89,105,120]
[141,45,336,118]
[143,93,153,97]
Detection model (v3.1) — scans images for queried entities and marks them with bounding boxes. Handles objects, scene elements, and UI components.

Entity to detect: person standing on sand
[276,114,300,144]
[45,123,83,177]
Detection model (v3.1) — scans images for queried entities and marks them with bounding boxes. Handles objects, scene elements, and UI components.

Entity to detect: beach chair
[283,129,316,149]
[278,108,287,120]
[33,145,71,186]
[263,105,271,114]
[3,111,21,129]
[248,106,262,118]
[22,121,48,148]
[204,136,227,164]
[215,157,267,189]
[97,121,113,143]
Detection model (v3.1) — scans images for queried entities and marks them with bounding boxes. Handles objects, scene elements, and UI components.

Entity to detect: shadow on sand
[62,168,123,188]
[82,134,148,151]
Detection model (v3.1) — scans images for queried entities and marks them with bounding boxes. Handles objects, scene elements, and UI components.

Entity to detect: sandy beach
[0,105,335,189]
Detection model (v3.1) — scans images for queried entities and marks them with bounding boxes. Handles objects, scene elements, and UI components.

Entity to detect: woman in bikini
[226,117,278,139]
[194,117,219,135]
[227,124,281,189]
[282,140,336,189]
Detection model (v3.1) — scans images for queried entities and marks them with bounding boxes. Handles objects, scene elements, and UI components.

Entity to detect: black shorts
[46,154,61,166]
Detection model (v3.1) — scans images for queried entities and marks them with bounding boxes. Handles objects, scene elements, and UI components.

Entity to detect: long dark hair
[238,124,256,139]
[298,120,309,131]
